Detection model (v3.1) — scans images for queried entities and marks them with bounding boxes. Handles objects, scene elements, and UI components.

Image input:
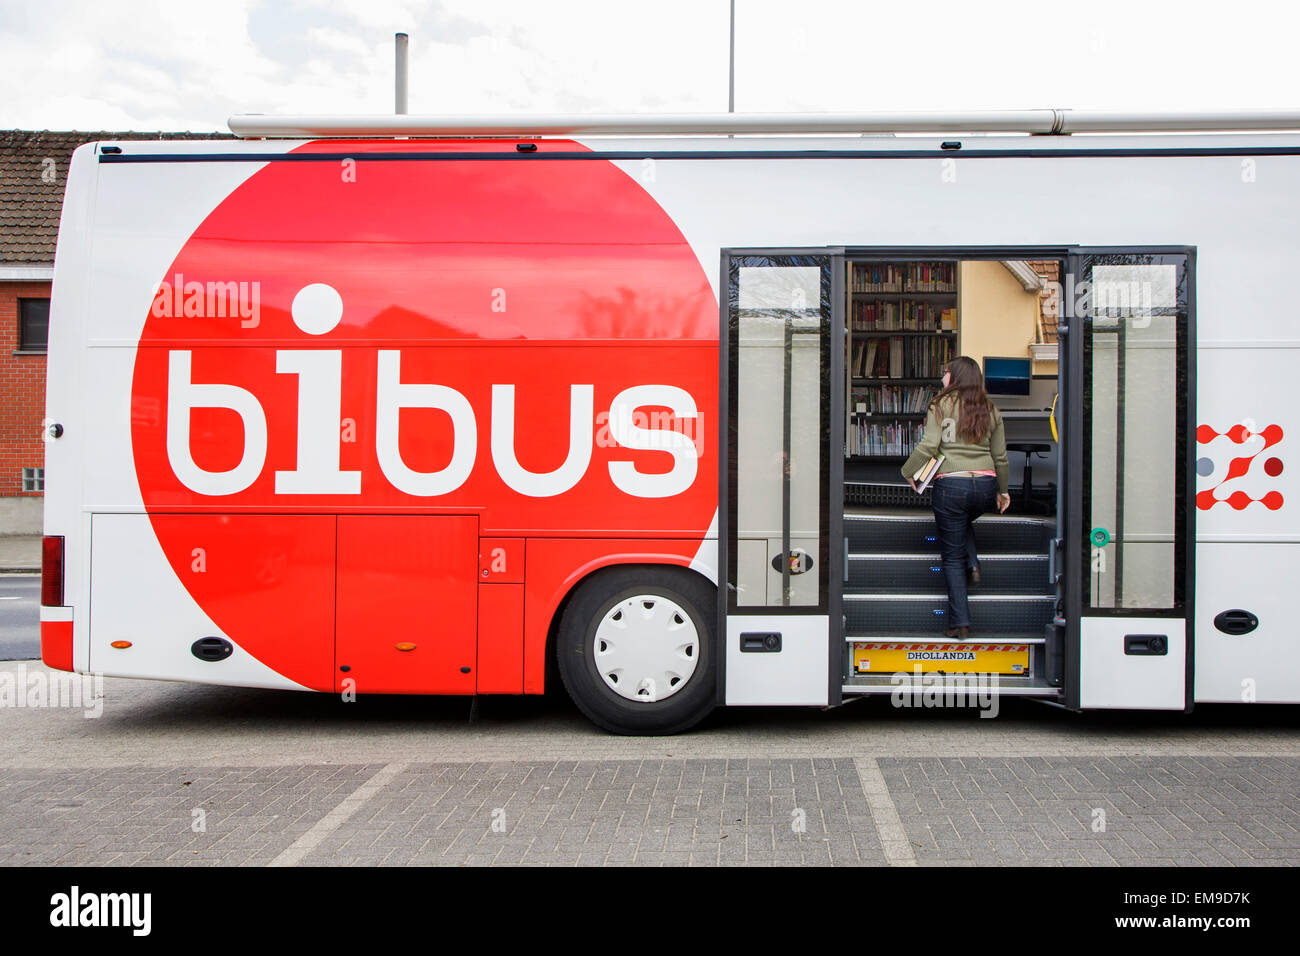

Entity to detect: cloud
[0,0,1297,132]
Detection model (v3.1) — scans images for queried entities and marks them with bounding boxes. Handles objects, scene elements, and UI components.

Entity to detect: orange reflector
[110,640,132,649]
[395,642,417,652]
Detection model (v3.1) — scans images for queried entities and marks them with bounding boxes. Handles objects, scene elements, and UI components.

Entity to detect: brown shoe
[943,626,970,640]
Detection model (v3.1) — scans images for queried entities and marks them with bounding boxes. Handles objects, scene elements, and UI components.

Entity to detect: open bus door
[1061,249,1196,710]
[719,252,844,707]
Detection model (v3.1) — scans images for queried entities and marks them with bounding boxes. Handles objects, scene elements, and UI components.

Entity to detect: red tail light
[41,535,64,607]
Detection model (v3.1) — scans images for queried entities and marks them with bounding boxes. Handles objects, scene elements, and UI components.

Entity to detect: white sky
[2,0,1299,132]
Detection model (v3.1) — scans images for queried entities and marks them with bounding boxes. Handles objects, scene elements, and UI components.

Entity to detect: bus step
[843,512,1054,554]
[847,552,1052,593]
[844,480,1054,512]
[842,675,1062,698]
[843,592,1055,633]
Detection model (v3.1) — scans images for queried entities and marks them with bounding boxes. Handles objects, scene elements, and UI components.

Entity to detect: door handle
[1048,537,1063,587]
[1213,609,1259,635]
[1125,634,1167,656]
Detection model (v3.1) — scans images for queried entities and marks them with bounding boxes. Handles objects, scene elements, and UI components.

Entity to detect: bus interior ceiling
[841,258,1062,687]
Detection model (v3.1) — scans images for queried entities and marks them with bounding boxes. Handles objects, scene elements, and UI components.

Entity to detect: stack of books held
[912,455,946,493]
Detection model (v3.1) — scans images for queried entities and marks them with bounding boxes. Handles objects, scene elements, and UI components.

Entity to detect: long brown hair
[931,355,994,443]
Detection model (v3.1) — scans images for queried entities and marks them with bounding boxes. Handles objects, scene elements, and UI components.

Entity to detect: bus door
[1061,249,1195,710]
[719,252,844,707]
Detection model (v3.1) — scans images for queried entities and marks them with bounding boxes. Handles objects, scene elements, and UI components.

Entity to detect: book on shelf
[851,297,954,332]
[853,337,952,380]
[852,384,938,414]
[905,262,957,292]
[851,263,903,293]
[846,416,926,457]
[851,261,956,295]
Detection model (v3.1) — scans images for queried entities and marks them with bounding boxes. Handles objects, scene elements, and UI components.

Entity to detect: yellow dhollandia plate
[853,642,1030,675]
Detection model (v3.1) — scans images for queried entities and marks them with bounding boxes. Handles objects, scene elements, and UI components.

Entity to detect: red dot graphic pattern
[1196,423,1284,511]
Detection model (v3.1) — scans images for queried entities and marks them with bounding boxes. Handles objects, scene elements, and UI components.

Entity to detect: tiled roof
[0,129,235,265]
[1026,259,1061,344]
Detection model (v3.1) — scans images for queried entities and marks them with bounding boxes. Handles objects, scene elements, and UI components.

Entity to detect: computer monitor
[983,356,1032,396]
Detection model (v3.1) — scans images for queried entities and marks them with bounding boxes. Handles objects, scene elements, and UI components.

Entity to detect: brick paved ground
[879,756,1300,866]
[0,765,383,865]
[321,759,882,867]
[1,664,1297,866]
[0,755,1295,866]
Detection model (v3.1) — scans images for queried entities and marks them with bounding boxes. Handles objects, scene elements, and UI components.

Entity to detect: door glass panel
[732,259,826,608]
[1084,256,1186,610]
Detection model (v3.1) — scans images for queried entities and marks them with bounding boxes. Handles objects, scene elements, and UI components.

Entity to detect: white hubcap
[593,594,699,702]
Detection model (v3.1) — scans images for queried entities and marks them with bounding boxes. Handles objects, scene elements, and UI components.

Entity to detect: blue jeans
[930,475,997,628]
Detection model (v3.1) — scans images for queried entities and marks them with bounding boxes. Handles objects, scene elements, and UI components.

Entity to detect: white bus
[39,110,1300,733]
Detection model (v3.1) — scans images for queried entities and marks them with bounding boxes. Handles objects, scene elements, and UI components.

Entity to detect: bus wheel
[556,567,716,735]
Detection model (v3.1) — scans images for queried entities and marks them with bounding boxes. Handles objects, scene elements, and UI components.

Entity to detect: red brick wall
[0,280,50,496]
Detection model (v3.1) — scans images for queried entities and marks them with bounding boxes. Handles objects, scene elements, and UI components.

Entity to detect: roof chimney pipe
[395,33,409,115]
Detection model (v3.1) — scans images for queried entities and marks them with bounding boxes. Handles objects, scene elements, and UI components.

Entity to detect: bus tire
[556,566,716,735]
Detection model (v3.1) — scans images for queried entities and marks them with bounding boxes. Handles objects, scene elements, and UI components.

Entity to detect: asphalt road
[0,574,38,661]
[0,660,1296,866]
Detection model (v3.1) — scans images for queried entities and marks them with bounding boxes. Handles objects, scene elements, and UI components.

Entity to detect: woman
[900,356,1011,639]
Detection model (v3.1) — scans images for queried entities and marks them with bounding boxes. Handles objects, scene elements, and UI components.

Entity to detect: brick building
[0,130,231,533]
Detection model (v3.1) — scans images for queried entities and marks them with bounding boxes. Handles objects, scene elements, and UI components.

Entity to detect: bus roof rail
[226,109,1300,139]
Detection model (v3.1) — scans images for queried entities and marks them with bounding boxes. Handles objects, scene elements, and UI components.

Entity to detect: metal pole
[395,33,409,115]
[228,109,1300,138]
[728,1,735,114]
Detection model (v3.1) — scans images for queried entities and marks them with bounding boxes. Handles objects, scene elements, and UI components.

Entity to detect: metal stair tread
[848,552,1047,561]
[843,511,1054,525]
[842,676,1062,696]
[843,592,1055,601]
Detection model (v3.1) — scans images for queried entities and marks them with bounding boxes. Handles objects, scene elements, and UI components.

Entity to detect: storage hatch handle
[1213,609,1259,636]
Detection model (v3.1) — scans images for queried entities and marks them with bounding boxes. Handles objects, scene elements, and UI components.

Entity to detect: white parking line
[268,762,408,867]
[855,756,918,866]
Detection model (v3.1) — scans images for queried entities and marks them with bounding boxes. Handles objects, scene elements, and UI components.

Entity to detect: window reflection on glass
[1087,261,1181,610]
[735,264,823,607]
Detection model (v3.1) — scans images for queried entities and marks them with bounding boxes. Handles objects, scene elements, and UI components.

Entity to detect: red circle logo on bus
[129,141,718,685]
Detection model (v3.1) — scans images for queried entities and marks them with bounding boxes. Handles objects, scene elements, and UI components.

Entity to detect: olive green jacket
[900,395,1010,495]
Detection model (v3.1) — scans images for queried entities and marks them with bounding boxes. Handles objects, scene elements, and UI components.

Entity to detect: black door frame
[718,249,844,707]
[1062,247,1196,712]
[840,247,1070,690]
[718,244,1195,709]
